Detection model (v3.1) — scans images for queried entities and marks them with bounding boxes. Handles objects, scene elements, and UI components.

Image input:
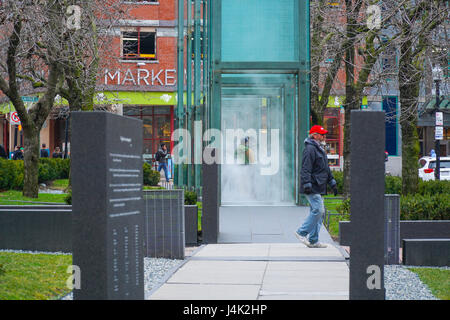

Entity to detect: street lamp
[432,65,444,180]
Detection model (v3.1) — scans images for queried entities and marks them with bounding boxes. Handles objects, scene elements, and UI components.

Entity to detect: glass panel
[143,140,153,155]
[143,117,153,139]
[153,106,171,115]
[140,106,153,116]
[430,161,450,169]
[221,0,297,62]
[139,32,156,56]
[220,73,297,205]
[123,106,141,117]
[156,116,171,137]
[324,117,339,140]
[123,32,138,58]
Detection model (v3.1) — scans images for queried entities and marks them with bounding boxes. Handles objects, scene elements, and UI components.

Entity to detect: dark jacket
[13,150,23,160]
[300,138,336,195]
[0,145,7,159]
[40,148,49,158]
[156,148,168,164]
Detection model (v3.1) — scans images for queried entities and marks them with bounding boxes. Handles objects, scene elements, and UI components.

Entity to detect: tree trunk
[401,118,420,195]
[22,126,40,198]
[399,43,420,195]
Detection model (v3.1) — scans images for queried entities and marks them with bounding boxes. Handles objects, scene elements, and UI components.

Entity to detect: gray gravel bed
[2,250,444,300]
[60,257,183,300]
[144,257,184,298]
[384,265,439,300]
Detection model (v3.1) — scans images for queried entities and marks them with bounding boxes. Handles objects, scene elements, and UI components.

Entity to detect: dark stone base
[185,205,198,245]
[403,239,450,267]
[0,206,72,252]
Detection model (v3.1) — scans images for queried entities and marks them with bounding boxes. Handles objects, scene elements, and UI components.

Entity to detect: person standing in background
[0,144,7,159]
[52,146,63,158]
[155,143,170,183]
[40,143,49,158]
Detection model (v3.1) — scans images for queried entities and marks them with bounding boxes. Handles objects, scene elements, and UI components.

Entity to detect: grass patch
[0,252,72,300]
[197,201,202,231]
[408,268,450,300]
[323,195,348,241]
[143,186,165,190]
[0,190,67,205]
[48,179,69,190]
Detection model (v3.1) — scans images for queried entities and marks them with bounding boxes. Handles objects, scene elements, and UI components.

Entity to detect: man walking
[155,143,170,183]
[295,125,338,248]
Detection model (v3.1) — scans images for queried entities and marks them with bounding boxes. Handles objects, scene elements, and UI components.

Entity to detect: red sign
[10,112,21,125]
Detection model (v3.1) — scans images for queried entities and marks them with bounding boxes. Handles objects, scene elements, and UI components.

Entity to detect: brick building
[0,0,179,161]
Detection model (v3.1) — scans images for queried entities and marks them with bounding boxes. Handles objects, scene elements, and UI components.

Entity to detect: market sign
[104,69,177,86]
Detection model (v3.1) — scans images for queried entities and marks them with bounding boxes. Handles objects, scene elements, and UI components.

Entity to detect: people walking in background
[0,144,7,159]
[155,143,170,183]
[430,149,436,157]
[12,146,23,160]
[52,146,63,158]
[40,143,49,158]
[294,125,338,248]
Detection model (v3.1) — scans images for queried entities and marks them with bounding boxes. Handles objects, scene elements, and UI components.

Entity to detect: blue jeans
[158,163,169,182]
[297,194,325,245]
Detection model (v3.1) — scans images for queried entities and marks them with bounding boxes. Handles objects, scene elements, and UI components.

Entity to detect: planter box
[400,221,450,247]
[0,206,72,252]
[184,205,198,245]
[403,239,450,266]
[143,190,185,259]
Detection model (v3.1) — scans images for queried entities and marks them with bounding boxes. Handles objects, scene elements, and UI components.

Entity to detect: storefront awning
[0,91,204,115]
[418,96,450,127]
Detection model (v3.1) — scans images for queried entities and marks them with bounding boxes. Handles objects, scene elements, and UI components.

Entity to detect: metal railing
[323,196,346,230]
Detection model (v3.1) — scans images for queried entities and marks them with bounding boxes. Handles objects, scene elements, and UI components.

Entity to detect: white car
[418,156,450,181]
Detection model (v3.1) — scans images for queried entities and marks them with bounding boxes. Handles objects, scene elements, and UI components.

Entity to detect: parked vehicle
[418,156,450,181]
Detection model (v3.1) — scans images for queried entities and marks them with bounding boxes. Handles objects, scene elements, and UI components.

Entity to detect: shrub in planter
[330,170,343,195]
[184,190,198,205]
[65,188,72,205]
[39,158,70,181]
[0,158,70,190]
[0,159,17,190]
[336,198,350,215]
[143,162,160,186]
[417,180,450,196]
[400,194,450,220]
[385,175,402,195]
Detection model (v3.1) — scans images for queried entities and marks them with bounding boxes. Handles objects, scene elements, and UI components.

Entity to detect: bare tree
[0,0,126,198]
[395,0,448,194]
[310,0,346,125]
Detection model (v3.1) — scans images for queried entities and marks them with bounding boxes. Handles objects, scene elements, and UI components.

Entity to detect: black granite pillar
[71,112,145,300]
[202,148,219,243]
[349,110,386,300]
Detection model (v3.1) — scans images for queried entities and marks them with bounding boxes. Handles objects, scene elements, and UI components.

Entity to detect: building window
[123,106,174,158]
[122,28,156,60]
[124,0,158,3]
[324,108,341,167]
[383,97,398,156]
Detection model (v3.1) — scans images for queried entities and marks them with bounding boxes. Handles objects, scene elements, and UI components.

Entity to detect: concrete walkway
[149,242,349,300]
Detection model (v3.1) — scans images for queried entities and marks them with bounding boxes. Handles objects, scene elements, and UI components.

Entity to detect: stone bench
[402,239,450,267]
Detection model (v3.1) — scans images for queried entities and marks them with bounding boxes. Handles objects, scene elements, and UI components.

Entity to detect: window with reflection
[123,105,173,157]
